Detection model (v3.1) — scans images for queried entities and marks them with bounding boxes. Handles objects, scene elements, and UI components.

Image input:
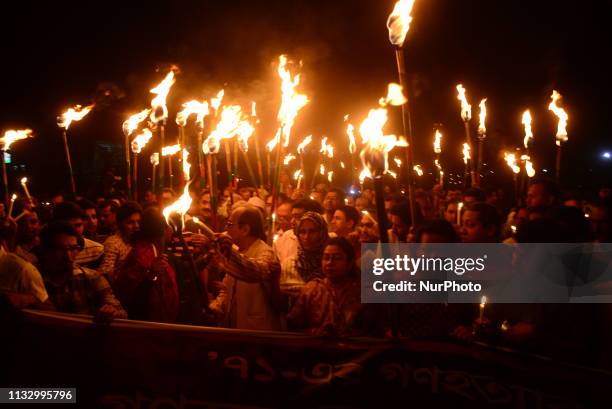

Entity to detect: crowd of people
[1,175,611,367]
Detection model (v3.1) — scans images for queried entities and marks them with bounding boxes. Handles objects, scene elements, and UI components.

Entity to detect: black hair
[40,221,79,249]
[116,201,143,224]
[335,205,360,227]
[134,207,166,242]
[464,188,487,203]
[465,202,502,240]
[236,206,266,241]
[414,219,460,243]
[324,237,359,277]
[326,187,346,202]
[52,201,84,221]
[292,197,324,214]
[77,198,97,212]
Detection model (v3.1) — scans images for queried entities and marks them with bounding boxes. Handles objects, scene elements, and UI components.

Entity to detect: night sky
[2,0,610,197]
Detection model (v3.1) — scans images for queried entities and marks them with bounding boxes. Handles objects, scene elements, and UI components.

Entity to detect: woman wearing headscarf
[280,211,329,300]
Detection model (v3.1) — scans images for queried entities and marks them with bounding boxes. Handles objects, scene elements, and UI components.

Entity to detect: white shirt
[273,229,298,264]
[0,246,48,302]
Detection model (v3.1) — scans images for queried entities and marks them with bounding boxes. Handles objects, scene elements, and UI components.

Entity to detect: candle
[8,193,17,217]
[20,177,32,200]
[457,201,464,226]
[479,295,487,321]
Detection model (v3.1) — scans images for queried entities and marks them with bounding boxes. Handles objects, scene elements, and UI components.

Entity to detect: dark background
[1,0,610,198]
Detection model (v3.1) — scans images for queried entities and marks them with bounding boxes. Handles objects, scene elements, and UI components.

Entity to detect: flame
[149,69,176,123]
[283,154,296,166]
[346,122,357,154]
[210,89,225,113]
[20,177,27,184]
[358,107,407,178]
[58,104,94,130]
[320,164,325,175]
[413,164,423,176]
[521,154,535,178]
[504,152,521,174]
[293,169,303,180]
[434,158,442,172]
[320,137,334,158]
[433,129,442,154]
[478,98,487,135]
[359,168,371,183]
[387,169,398,179]
[123,109,151,136]
[236,121,255,153]
[162,144,181,156]
[462,142,471,164]
[297,135,312,154]
[522,110,533,149]
[150,152,159,166]
[203,105,251,155]
[394,157,402,167]
[131,129,153,154]
[163,149,194,229]
[379,83,407,106]
[266,129,281,153]
[276,55,309,148]
[1,129,33,150]
[548,90,568,146]
[327,171,334,183]
[11,193,17,201]
[251,101,257,118]
[340,161,346,169]
[182,149,191,180]
[456,84,471,122]
[386,0,416,47]
[176,100,209,127]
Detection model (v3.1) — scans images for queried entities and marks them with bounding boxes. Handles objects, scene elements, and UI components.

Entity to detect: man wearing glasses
[38,222,127,321]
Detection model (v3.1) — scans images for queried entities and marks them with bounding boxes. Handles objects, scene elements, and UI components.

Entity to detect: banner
[3,310,611,408]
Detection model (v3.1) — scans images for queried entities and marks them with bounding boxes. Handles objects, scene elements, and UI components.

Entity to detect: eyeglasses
[51,244,82,253]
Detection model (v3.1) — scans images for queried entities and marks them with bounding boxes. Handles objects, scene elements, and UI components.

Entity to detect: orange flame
[478,98,487,136]
[433,129,442,154]
[413,164,423,176]
[379,83,407,106]
[149,69,176,123]
[203,105,251,155]
[387,0,416,47]
[293,169,303,181]
[182,149,191,180]
[504,152,520,174]
[210,89,225,113]
[1,129,33,150]
[548,90,568,146]
[123,109,151,136]
[346,121,357,154]
[131,129,153,154]
[327,171,334,183]
[462,142,471,165]
[521,154,535,177]
[359,107,407,178]
[58,104,94,130]
[276,55,309,148]
[266,129,281,153]
[283,154,296,166]
[394,157,402,167]
[320,164,325,175]
[163,148,194,229]
[162,144,181,156]
[522,110,533,149]
[456,84,471,122]
[150,152,159,166]
[176,100,209,128]
[320,136,334,158]
[297,135,312,154]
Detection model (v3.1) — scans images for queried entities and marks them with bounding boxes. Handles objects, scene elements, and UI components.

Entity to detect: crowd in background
[1,174,611,368]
